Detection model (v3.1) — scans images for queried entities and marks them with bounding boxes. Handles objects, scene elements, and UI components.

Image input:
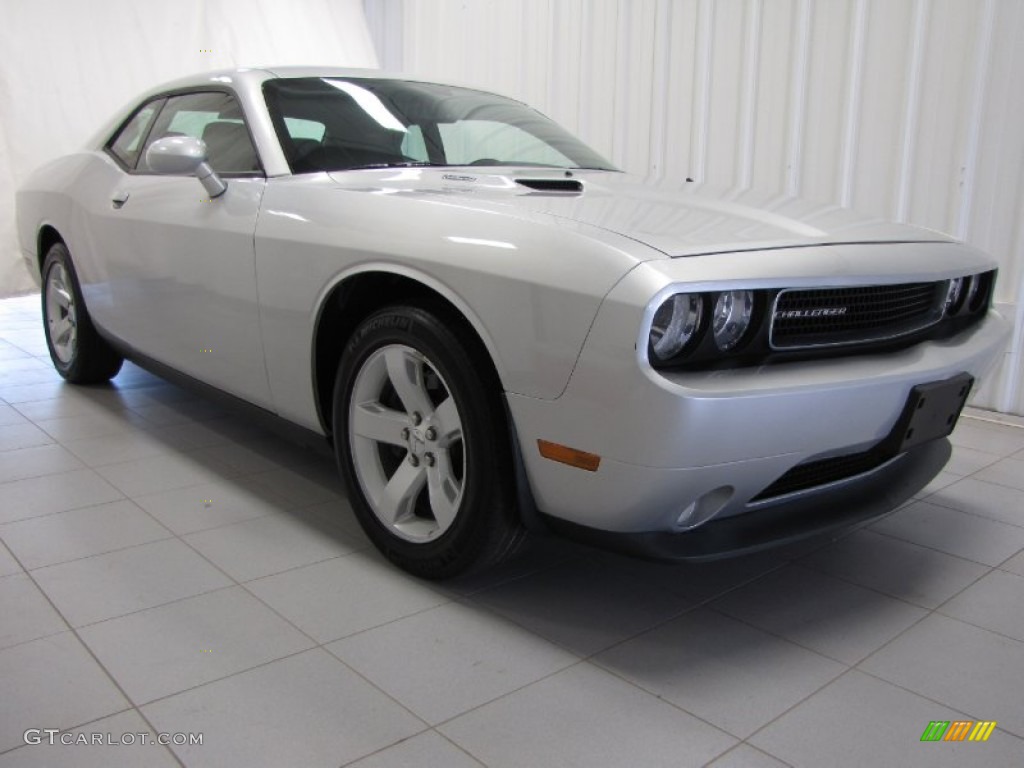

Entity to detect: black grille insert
[752,449,891,501]
[771,282,944,349]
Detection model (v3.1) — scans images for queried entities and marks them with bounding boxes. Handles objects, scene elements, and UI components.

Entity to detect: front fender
[253,175,656,428]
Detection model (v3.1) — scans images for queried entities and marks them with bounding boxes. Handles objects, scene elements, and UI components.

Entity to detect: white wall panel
[0,0,378,299]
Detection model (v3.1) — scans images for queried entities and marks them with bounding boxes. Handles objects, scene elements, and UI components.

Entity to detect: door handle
[111,190,129,209]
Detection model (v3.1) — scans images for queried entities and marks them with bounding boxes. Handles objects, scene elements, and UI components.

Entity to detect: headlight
[944,277,965,314]
[649,293,702,361]
[712,290,754,350]
[964,274,982,312]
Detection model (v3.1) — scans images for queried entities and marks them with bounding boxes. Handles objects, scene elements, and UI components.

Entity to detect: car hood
[327,168,952,257]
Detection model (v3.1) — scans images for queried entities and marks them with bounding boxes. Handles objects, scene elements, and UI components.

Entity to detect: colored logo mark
[920,720,996,742]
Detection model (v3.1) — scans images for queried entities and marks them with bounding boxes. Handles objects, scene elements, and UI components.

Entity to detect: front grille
[752,448,891,501]
[770,282,944,349]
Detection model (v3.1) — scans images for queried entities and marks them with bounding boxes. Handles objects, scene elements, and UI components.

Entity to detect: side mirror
[145,136,227,198]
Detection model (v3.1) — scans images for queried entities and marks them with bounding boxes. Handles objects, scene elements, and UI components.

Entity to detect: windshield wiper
[345,161,449,170]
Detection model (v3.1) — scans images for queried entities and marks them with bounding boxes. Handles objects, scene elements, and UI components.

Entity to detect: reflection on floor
[2,292,1023,767]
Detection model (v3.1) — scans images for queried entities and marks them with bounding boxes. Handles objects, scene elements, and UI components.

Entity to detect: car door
[89,90,272,408]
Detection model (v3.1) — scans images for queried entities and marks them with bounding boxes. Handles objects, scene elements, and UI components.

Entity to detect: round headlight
[944,277,965,314]
[712,290,754,351]
[650,294,703,361]
[964,274,981,311]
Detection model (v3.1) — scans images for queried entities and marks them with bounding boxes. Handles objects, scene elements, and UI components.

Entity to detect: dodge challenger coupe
[16,67,1009,578]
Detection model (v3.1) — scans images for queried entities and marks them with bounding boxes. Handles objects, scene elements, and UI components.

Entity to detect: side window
[140,92,261,174]
[108,99,163,169]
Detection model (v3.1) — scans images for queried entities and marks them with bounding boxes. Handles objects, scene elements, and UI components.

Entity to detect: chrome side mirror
[145,136,227,198]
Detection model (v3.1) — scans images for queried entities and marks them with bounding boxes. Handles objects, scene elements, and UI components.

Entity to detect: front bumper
[540,438,950,560]
[507,307,1009,539]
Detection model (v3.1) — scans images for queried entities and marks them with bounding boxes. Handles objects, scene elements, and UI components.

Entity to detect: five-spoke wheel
[348,343,466,542]
[41,242,123,383]
[45,260,77,365]
[334,304,522,578]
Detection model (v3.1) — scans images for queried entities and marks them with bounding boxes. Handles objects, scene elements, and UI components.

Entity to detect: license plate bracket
[884,373,974,455]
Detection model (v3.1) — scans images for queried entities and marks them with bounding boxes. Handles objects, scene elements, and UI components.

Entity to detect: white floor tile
[0,540,22,577]
[0,422,54,452]
[870,501,1024,566]
[440,663,735,768]
[0,380,73,404]
[327,601,577,724]
[927,477,1024,528]
[35,410,149,442]
[1,499,170,570]
[78,587,314,704]
[587,545,791,604]
[247,463,344,508]
[950,420,1024,456]
[61,431,176,467]
[861,614,1024,738]
[800,529,988,608]
[0,573,67,648]
[0,443,84,484]
[94,452,240,497]
[0,632,129,752]
[595,608,844,738]
[12,391,124,421]
[973,456,1024,491]
[1001,549,1024,576]
[247,552,448,643]
[435,535,583,598]
[194,437,319,474]
[913,470,963,499]
[345,730,484,768]
[132,479,289,535]
[0,709,181,768]
[705,744,790,768]
[938,569,1024,642]
[0,469,124,524]
[183,507,363,582]
[0,403,29,426]
[32,538,233,627]
[469,560,692,656]
[751,670,1022,768]
[141,649,424,768]
[711,564,928,664]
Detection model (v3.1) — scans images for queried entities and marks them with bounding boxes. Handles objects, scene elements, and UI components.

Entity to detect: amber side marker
[537,440,601,472]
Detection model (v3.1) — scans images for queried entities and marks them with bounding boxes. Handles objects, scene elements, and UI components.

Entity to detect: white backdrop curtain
[0,0,378,297]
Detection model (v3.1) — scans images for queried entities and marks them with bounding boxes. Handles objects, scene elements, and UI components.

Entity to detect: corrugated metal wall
[365,0,1024,414]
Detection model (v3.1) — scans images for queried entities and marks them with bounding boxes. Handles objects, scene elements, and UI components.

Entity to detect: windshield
[263,77,617,174]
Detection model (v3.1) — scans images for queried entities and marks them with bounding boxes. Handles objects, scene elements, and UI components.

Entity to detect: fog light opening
[675,486,734,530]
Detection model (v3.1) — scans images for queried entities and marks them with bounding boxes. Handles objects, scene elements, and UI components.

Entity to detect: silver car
[16,67,1009,578]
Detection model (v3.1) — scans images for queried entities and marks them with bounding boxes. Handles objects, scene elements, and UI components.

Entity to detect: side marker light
[537,440,601,472]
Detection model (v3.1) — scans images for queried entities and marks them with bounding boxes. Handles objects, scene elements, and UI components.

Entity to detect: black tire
[333,304,523,579]
[41,242,123,384]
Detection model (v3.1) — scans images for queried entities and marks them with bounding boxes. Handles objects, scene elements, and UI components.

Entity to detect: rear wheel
[333,304,523,579]
[41,242,123,383]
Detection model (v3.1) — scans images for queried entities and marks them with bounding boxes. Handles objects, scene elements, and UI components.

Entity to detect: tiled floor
[2,291,1024,767]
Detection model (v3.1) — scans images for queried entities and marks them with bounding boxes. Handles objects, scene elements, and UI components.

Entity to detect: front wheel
[333,305,523,579]
[41,242,123,384]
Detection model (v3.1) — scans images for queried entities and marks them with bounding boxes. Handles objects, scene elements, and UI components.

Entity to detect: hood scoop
[515,178,583,194]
